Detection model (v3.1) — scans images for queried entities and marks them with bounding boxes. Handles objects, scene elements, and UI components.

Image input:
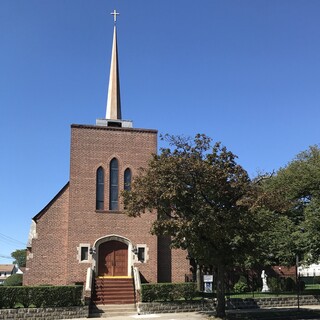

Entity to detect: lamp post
[295,255,300,311]
[295,228,304,311]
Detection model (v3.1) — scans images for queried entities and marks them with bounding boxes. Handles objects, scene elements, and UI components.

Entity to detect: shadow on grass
[206,308,320,320]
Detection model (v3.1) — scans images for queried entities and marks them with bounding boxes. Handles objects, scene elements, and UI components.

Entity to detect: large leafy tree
[256,145,320,266]
[123,134,266,317]
[11,249,27,268]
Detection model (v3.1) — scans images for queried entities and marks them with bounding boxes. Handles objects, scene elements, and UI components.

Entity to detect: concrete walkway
[58,311,211,320]
[58,305,320,320]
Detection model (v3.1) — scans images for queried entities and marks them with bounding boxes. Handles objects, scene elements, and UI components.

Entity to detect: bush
[298,280,305,292]
[141,283,196,302]
[3,274,23,286]
[284,277,296,292]
[268,277,281,293]
[0,285,83,309]
[233,276,248,293]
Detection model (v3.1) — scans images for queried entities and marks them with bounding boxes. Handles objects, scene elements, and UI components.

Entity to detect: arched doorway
[98,240,128,276]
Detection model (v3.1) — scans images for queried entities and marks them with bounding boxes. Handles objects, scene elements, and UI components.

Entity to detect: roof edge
[33,182,70,222]
[71,124,157,134]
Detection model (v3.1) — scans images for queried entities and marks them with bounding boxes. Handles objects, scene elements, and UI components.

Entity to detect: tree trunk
[215,264,226,318]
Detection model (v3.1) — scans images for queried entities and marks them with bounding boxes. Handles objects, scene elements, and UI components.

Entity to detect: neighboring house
[271,264,320,279]
[0,264,18,285]
[298,264,320,277]
[23,16,190,300]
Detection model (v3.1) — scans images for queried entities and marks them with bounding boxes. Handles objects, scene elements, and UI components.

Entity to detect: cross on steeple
[105,10,121,121]
[110,9,119,24]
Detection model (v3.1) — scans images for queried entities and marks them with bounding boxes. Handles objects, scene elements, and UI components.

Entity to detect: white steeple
[96,10,133,128]
[106,21,121,120]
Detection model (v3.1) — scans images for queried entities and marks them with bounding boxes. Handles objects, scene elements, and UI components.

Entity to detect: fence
[193,269,320,303]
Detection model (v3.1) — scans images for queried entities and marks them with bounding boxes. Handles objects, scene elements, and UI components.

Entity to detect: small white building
[0,264,19,284]
[298,263,320,277]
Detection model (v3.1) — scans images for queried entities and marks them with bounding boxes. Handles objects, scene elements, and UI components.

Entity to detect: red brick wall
[66,125,159,284]
[171,248,190,282]
[25,124,190,286]
[157,236,190,283]
[24,186,69,285]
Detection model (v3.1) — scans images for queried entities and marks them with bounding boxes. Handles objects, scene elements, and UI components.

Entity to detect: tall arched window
[109,158,119,210]
[124,168,132,191]
[96,167,104,210]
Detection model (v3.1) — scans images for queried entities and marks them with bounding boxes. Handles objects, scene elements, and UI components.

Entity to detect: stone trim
[227,295,320,309]
[0,306,88,320]
[71,124,157,134]
[77,243,91,263]
[138,301,214,314]
[138,295,320,314]
[134,244,149,263]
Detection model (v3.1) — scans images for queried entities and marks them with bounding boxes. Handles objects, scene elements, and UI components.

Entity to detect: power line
[0,232,25,246]
[0,255,12,260]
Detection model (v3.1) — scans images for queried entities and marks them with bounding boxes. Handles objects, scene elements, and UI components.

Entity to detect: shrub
[233,281,248,293]
[233,276,248,293]
[267,277,281,293]
[180,283,197,300]
[3,274,23,286]
[0,285,83,309]
[0,287,17,308]
[141,283,196,302]
[284,277,296,292]
[298,280,305,292]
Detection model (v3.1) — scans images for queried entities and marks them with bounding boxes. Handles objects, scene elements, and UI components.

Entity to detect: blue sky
[1,0,320,263]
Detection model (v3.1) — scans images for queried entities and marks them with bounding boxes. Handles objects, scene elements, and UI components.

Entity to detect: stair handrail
[132,266,141,304]
[84,267,94,305]
[85,267,93,291]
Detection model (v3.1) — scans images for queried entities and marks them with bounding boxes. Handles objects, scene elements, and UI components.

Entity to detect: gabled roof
[33,182,69,222]
[0,264,15,273]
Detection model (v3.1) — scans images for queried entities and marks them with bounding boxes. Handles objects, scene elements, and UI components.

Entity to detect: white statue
[261,270,270,292]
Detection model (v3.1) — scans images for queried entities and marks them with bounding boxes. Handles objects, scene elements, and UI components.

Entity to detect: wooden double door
[98,240,128,276]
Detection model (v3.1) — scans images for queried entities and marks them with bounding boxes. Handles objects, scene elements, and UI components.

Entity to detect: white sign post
[203,275,213,293]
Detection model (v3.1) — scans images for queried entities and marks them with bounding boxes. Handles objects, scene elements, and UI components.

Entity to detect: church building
[23,12,190,301]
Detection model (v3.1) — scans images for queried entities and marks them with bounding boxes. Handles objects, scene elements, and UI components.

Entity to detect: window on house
[124,168,132,191]
[110,158,119,210]
[96,167,104,210]
[81,247,89,261]
[138,247,145,263]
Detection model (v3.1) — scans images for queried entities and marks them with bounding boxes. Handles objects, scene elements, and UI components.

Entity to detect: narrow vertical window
[138,247,145,263]
[124,168,132,191]
[81,247,89,261]
[96,167,104,210]
[110,158,119,210]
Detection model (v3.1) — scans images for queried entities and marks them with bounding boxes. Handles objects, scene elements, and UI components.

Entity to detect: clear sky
[1,0,320,263]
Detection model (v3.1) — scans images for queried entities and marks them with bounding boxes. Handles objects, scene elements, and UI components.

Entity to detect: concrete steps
[89,303,137,318]
[92,277,135,305]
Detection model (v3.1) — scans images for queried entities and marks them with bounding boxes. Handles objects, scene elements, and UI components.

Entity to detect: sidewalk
[58,305,320,320]
[58,311,211,320]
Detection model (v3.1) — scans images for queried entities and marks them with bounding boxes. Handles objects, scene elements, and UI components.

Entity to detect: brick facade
[24,124,190,286]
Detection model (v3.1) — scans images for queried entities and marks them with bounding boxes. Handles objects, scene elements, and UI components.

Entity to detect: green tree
[11,249,27,268]
[256,145,320,266]
[123,134,266,318]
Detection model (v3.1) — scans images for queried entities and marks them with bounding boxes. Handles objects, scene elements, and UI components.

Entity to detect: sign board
[203,275,213,282]
[204,282,213,293]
